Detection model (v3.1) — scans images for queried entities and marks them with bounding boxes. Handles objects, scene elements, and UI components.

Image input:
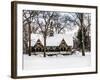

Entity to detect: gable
[31,33,73,47]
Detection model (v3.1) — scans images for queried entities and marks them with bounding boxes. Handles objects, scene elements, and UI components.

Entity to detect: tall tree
[80,13,85,56]
[76,13,91,52]
[34,11,59,57]
[23,10,38,56]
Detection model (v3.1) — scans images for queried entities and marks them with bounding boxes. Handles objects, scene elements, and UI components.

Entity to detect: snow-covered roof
[31,34,44,46]
[31,33,73,47]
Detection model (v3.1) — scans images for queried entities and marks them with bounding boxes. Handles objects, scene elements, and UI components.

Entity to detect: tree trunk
[43,35,46,57]
[25,42,28,54]
[81,14,85,56]
[28,23,31,56]
[81,27,85,56]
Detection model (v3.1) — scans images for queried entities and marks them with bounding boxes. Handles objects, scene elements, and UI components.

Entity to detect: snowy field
[23,52,91,70]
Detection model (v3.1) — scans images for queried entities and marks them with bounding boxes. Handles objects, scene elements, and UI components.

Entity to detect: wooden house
[32,39,44,52]
[59,39,68,51]
[31,33,73,54]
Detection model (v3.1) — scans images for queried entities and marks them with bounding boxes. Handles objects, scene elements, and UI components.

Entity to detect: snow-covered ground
[23,52,91,70]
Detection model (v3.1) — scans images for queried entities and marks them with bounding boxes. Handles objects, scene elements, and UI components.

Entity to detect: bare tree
[53,14,73,34]
[79,13,85,56]
[34,11,59,57]
[23,10,38,56]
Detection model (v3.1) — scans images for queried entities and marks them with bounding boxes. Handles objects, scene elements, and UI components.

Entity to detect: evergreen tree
[76,27,90,51]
